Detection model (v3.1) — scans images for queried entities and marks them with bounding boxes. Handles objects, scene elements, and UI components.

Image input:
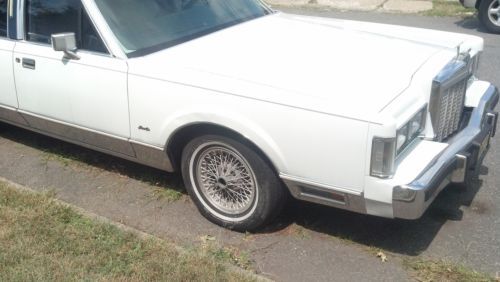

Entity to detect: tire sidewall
[480,0,500,33]
[181,135,282,231]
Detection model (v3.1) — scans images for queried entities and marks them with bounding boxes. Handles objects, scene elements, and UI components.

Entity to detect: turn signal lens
[371,137,396,179]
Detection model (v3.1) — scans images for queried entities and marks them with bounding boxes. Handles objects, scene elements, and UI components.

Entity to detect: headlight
[371,106,427,179]
[370,137,396,179]
[396,106,427,155]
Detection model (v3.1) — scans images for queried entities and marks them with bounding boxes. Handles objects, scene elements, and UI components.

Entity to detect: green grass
[404,258,496,282]
[0,182,255,282]
[152,187,184,202]
[424,0,476,17]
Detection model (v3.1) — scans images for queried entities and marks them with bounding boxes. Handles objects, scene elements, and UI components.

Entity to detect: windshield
[94,0,271,57]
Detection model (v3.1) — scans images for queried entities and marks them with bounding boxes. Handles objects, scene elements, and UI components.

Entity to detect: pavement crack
[250,241,281,254]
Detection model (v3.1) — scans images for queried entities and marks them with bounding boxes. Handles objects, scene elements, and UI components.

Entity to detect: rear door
[0,0,18,109]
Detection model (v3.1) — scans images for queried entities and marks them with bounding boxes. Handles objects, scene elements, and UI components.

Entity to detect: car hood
[128,12,480,121]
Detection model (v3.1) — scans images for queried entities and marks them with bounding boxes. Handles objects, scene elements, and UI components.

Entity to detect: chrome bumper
[393,84,499,220]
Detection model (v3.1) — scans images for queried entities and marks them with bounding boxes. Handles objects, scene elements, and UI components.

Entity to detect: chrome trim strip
[19,111,136,157]
[280,174,366,214]
[131,142,172,171]
[279,174,362,196]
[0,107,173,172]
[15,0,23,40]
[0,104,28,126]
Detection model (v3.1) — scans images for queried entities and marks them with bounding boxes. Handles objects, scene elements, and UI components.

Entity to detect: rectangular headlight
[370,137,396,179]
[396,106,427,155]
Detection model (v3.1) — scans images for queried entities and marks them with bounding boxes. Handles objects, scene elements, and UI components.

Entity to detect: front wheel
[479,0,500,34]
[181,135,286,231]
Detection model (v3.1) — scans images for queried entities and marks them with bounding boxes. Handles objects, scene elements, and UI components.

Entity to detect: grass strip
[0,181,255,281]
[404,258,496,282]
[423,0,476,17]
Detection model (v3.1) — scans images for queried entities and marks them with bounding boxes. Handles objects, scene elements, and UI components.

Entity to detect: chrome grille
[429,58,471,142]
[435,77,467,141]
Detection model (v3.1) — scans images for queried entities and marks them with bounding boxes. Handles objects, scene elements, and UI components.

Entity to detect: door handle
[22,58,36,70]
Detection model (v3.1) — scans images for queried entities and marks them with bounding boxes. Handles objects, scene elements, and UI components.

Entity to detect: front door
[0,0,17,109]
[13,0,130,146]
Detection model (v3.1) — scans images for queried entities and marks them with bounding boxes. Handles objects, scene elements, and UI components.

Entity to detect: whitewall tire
[181,135,286,231]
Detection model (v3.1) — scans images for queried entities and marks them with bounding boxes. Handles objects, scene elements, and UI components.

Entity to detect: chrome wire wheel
[192,143,258,218]
[488,0,500,27]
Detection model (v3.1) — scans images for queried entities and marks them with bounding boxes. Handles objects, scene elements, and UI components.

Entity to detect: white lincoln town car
[0,0,498,231]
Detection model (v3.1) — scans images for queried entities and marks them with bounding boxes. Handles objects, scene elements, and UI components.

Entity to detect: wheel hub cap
[195,146,257,215]
[489,0,500,26]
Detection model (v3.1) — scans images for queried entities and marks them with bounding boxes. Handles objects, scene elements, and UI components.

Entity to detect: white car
[0,0,498,231]
[461,0,500,33]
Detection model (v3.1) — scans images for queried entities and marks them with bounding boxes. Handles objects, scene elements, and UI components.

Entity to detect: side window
[25,0,108,53]
[0,0,7,37]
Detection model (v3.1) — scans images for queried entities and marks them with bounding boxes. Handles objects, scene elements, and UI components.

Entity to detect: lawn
[0,181,254,281]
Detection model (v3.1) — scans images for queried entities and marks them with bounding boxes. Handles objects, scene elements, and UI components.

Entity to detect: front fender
[160,107,289,172]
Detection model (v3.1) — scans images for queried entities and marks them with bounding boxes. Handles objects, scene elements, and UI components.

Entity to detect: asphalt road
[0,9,499,282]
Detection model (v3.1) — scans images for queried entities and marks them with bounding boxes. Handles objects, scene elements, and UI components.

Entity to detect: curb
[265,0,434,13]
[0,176,272,282]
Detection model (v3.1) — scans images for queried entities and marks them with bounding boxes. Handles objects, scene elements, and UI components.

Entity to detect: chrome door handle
[22,58,36,69]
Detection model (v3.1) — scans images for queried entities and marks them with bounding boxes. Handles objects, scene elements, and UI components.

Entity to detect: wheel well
[476,0,482,9]
[166,123,278,173]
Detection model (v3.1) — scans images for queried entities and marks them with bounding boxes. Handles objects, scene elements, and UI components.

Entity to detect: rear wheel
[479,0,500,34]
[181,135,286,231]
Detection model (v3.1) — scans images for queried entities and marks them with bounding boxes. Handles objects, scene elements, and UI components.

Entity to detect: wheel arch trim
[161,112,288,174]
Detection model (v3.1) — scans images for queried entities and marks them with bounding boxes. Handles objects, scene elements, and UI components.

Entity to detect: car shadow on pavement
[0,124,185,195]
[454,16,493,35]
[267,175,485,256]
[0,123,487,257]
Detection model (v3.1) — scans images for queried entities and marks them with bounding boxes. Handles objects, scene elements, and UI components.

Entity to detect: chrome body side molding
[280,173,367,214]
[0,105,28,126]
[0,106,173,172]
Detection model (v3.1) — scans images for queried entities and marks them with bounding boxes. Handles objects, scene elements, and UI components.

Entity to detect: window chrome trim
[15,0,22,39]
[82,0,126,59]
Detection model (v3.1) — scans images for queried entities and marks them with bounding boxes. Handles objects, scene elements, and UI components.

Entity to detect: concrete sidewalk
[266,0,434,13]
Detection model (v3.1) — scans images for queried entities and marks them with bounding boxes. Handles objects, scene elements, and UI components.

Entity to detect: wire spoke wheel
[183,135,286,231]
[194,145,257,215]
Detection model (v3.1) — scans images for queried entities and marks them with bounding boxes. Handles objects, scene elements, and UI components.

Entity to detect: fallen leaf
[376,251,388,262]
[200,235,216,243]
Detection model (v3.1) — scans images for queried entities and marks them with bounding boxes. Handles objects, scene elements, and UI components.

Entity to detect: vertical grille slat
[430,58,471,142]
[434,78,468,141]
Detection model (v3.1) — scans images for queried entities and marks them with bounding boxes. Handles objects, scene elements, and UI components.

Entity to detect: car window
[0,0,7,37]
[94,0,271,57]
[25,0,108,53]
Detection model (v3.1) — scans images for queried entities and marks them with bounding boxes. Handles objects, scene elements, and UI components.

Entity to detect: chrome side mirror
[51,33,81,60]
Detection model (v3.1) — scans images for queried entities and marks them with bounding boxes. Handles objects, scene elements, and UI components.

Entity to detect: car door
[13,0,132,154]
[0,0,18,109]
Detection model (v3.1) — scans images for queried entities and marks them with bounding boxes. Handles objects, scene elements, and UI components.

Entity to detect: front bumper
[392,84,499,219]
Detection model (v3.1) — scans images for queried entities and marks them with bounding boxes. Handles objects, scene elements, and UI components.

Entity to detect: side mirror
[51,33,80,60]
